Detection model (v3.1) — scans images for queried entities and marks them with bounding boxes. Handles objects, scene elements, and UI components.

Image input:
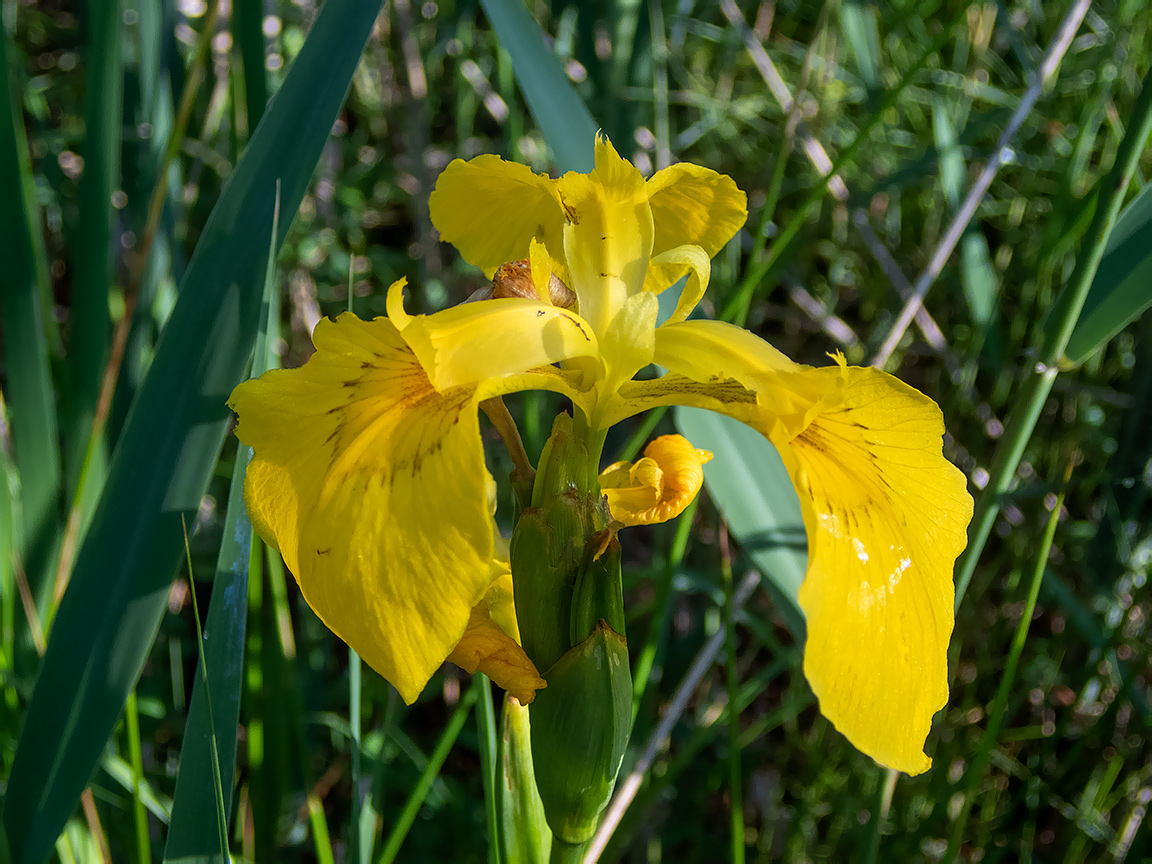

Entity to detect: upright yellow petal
[429,154,567,279]
[643,162,747,294]
[556,135,653,337]
[782,366,972,774]
[229,313,498,704]
[599,435,712,526]
[447,572,547,705]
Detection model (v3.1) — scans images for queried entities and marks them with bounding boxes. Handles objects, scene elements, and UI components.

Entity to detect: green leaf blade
[1,2,382,861]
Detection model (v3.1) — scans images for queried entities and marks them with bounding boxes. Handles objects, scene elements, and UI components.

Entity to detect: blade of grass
[945,473,1068,859]
[1063,180,1152,366]
[61,0,123,499]
[0,10,61,600]
[123,690,151,864]
[475,674,500,864]
[718,524,744,864]
[163,184,282,864]
[376,683,479,864]
[953,66,1152,610]
[477,0,597,172]
[1,4,382,860]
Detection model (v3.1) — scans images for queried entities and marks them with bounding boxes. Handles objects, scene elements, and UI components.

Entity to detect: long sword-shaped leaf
[673,408,807,637]
[1063,181,1152,366]
[478,0,597,172]
[162,188,283,864]
[1,2,381,861]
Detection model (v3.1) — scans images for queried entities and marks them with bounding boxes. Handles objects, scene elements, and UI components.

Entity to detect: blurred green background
[1,0,1150,861]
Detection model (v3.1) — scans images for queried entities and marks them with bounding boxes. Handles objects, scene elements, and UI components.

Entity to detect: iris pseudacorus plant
[229,136,973,796]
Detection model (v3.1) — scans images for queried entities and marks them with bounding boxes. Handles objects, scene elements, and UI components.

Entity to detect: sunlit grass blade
[0,13,61,599]
[1,2,382,860]
[837,0,880,91]
[163,186,283,864]
[1063,181,1152,366]
[673,407,807,636]
[477,0,597,171]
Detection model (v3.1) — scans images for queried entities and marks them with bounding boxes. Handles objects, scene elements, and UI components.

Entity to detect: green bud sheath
[499,695,552,864]
[529,620,632,845]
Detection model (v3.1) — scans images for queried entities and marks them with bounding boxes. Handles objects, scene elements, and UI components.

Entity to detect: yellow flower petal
[643,162,747,295]
[783,365,972,774]
[429,154,568,279]
[447,571,546,705]
[617,323,973,772]
[647,244,711,325]
[599,435,713,526]
[654,319,823,439]
[555,135,653,336]
[228,313,498,704]
[394,293,600,391]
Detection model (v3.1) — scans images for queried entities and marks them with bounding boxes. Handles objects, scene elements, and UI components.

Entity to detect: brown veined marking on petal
[559,191,580,225]
[491,258,576,309]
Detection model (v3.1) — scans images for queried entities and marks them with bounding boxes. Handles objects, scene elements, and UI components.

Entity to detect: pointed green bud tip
[529,620,632,845]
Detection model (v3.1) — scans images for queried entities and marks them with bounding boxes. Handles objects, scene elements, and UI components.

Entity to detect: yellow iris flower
[229,135,972,775]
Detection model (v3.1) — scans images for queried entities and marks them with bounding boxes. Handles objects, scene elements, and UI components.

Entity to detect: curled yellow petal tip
[599,434,713,526]
[447,573,547,704]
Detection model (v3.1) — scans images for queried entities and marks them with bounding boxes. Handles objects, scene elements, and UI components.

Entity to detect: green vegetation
[1,0,1149,861]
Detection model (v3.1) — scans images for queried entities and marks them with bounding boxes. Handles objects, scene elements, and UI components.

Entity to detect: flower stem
[549,837,588,864]
[481,397,534,478]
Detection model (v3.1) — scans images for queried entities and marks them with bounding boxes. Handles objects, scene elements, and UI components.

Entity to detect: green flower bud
[529,620,632,845]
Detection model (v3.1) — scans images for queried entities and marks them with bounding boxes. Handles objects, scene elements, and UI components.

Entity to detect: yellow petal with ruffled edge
[555,135,653,337]
[784,364,972,774]
[429,154,567,280]
[229,313,500,704]
[447,572,546,704]
[599,434,713,526]
[643,162,747,295]
[388,280,600,391]
[630,323,972,773]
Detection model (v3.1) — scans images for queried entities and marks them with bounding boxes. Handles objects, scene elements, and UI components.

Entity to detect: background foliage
[1,0,1150,862]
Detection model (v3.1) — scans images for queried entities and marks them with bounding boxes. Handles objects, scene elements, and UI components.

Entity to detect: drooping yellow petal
[643,162,747,295]
[599,435,713,526]
[447,571,546,705]
[394,290,600,391]
[429,154,567,279]
[229,313,498,704]
[780,365,972,774]
[556,135,653,337]
[654,319,825,439]
[616,324,972,772]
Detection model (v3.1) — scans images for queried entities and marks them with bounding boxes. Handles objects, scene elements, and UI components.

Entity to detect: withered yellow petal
[229,313,497,704]
[643,162,747,294]
[783,365,972,774]
[429,154,567,279]
[556,135,653,336]
[599,435,713,526]
[447,572,546,705]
